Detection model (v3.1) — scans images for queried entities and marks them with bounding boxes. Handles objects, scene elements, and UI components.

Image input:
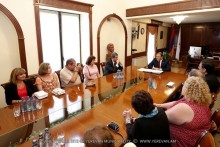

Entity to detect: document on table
[137,68,163,74]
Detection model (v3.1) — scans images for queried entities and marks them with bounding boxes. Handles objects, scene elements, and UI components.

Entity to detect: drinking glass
[152,80,157,89]
[57,130,65,146]
[13,105,21,117]
[36,100,42,109]
[113,73,116,79]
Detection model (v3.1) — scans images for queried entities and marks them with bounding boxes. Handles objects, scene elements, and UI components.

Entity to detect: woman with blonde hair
[5,68,36,105]
[35,63,60,92]
[155,77,211,147]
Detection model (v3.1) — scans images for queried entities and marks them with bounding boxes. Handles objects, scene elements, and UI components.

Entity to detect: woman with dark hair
[5,68,36,105]
[83,125,115,147]
[83,56,100,83]
[35,63,60,92]
[123,90,171,147]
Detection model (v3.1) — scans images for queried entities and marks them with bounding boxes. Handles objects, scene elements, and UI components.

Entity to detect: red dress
[168,98,211,147]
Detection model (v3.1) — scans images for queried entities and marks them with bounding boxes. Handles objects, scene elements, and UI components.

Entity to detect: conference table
[0,66,187,147]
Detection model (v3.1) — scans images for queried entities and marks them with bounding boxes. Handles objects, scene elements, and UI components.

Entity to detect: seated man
[198,59,220,93]
[198,59,220,107]
[60,58,82,88]
[106,43,115,62]
[148,52,171,71]
[104,52,123,76]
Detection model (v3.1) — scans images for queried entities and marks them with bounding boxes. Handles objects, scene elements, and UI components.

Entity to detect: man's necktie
[114,61,117,66]
[158,61,160,68]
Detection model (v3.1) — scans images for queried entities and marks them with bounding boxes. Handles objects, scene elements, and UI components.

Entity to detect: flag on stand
[168,24,175,58]
[175,27,181,60]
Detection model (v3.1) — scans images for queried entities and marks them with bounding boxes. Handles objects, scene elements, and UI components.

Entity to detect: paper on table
[34,91,48,99]
[137,68,163,74]
[167,82,174,87]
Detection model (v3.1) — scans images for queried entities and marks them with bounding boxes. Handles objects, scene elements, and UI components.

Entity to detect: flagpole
[175,27,181,61]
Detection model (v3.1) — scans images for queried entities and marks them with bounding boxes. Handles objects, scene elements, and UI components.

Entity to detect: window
[34,0,93,71]
[147,33,156,64]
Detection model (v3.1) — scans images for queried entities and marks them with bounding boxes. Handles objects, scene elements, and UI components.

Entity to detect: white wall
[0,0,182,108]
[0,12,20,107]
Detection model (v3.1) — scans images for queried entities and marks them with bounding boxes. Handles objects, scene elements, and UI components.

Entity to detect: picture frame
[160,31,163,39]
[141,28,145,35]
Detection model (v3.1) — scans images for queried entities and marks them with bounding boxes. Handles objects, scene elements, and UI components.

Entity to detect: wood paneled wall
[180,22,220,59]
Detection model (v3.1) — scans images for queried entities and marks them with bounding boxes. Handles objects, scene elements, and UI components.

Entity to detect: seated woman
[83,56,100,83]
[35,63,60,93]
[156,77,211,147]
[5,68,36,105]
[123,90,171,147]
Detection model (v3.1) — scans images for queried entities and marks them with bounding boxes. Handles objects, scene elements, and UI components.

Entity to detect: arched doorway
[97,13,128,71]
[0,4,27,72]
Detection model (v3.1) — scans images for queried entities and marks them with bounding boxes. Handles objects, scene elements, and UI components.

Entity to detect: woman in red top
[5,68,36,105]
[156,77,211,147]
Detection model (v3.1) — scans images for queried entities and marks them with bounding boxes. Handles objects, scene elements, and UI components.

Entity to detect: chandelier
[171,15,188,24]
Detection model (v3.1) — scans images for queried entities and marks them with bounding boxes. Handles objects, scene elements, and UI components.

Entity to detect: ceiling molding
[126,0,220,17]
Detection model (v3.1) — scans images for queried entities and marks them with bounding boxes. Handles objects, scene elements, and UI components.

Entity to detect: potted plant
[162,51,171,60]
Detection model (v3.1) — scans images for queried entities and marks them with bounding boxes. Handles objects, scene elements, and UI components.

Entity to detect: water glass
[152,80,157,89]
[57,130,65,146]
[36,100,42,109]
[13,105,21,117]
[113,73,116,79]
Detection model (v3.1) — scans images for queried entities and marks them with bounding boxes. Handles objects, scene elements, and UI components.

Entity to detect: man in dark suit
[104,52,123,76]
[148,52,171,71]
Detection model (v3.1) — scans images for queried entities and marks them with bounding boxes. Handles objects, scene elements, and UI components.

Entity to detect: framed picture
[141,28,145,35]
[160,31,163,39]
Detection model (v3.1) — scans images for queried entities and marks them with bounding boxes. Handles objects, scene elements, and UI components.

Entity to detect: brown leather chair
[100,62,106,75]
[194,130,216,147]
[1,82,10,90]
[55,70,63,88]
[210,108,220,134]
[1,74,38,90]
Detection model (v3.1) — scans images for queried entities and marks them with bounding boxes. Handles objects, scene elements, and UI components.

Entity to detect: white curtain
[147,33,155,64]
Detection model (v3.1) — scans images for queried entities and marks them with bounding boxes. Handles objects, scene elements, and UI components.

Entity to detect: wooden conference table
[0,66,187,147]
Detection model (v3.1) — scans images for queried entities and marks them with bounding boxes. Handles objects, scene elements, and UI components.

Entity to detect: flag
[168,24,175,58]
[175,27,181,60]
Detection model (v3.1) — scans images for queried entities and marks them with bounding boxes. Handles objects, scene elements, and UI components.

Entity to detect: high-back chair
[210,108,220,134]
[1,82,10,90]
[100,62,106,75]
[194,130,216,147]
[55,70,63,88]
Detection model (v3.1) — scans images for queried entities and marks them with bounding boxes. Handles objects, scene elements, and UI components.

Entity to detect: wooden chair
[100,62,106,75]
[55,70,63,88]
[185,55,200,74]
[194,130,216,147]
[1,74,38,90]
[210,108,220,134]
[1,82,10,90]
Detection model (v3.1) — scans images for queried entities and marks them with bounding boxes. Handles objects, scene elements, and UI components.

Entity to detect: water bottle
[32,139,38,147]
[31,97,36,111]
[116,70,120,79]
[38,132,44,147]
[44,128,52,147]
[26,96,31,111]
[120,71,124,78]
[148,75,153,89]
[21,97,27,113]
